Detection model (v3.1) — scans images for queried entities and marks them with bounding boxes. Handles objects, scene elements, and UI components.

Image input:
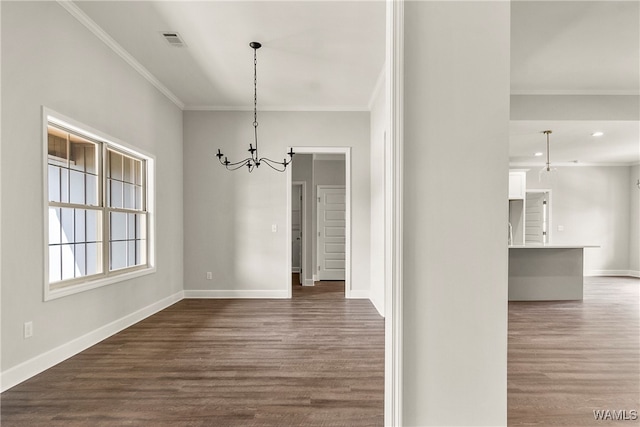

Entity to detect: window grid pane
[108,212,147,271]
[48,208,103,283]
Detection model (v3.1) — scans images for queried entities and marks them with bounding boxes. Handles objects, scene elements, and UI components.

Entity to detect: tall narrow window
[48,126,103,284]
[106,149,147,271]
[45,115,153,298]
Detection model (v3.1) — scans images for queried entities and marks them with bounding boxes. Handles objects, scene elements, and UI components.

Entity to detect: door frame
[286,147,351,299]
[385,0,404,425]
[291,181,307,284]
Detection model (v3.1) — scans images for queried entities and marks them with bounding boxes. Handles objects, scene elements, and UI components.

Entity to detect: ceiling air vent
[161,32,186,47]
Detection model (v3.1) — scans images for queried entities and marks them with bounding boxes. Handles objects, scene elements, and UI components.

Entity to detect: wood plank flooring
[508,276,640,426]
[1,277,384,426]
[3,276,638,426]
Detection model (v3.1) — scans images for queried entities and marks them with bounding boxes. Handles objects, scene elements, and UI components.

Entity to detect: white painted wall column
[402,2,510,425]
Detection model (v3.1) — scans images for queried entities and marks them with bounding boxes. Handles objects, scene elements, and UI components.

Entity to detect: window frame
[43,107,156,301]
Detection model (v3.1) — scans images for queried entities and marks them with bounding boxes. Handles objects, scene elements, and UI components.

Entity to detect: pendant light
[539,130,557,183]
[216,42,294,172]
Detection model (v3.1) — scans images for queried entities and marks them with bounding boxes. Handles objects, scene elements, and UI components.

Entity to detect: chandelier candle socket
[216,42,295,172]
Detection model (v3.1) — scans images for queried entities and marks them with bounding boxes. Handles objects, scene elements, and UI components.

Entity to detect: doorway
[291,182,306,285]
[525,190,552,244]
[286,147,351,299]
[316,185,346,281]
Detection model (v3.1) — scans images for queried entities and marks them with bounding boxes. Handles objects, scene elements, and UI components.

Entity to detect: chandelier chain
[254,48,258,128]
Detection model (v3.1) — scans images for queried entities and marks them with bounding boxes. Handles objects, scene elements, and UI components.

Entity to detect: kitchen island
[508,245,598,301]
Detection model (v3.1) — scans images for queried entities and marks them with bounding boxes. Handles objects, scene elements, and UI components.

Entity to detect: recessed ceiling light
[591,131,604,137]
[534,152,543,157]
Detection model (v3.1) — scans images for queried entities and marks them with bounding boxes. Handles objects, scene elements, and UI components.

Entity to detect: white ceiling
[75,1,386,111]
[72,1,639,165]
[510,0,639,165]
[511,1,639,95]
[509,121,639,165]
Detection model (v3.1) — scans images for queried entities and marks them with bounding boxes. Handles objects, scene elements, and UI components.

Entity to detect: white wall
[1,1,183,377]
[526,166,633,275]
[183,111,371,296]
[403,2,510,425]
[313,159,346,186]
[630,165,640,276]
[369,71,386,316]
[511,95,640,121]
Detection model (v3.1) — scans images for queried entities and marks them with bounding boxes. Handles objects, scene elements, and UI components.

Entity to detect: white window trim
[42,107,156,301]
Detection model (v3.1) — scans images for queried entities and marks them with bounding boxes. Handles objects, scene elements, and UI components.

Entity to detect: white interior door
[292,185,302,276]
[317,186,345,280]
[525,192,549,244]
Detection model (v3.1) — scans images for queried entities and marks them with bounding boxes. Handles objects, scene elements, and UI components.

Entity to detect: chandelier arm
[259,157,291,172]
[217,156,254,168]
[260,162,287,172]
[228,163,251,171]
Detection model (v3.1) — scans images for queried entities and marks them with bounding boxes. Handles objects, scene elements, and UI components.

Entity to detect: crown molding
[509,161,639,168]
[56,1,185,110]
[184,105,370,112]
[511,89,640,96]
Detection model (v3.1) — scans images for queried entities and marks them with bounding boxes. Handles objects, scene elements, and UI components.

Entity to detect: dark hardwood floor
[3,275,638,426]
[1,276,384,426]
[508,276,640,426]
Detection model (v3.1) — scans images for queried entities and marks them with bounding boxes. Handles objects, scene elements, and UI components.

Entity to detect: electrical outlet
[24,321,33,339]
[206,272,213,280]
[272,224,277,233]
[557,225,564,232]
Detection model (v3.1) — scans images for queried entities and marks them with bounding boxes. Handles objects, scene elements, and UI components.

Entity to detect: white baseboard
[302,278,315,286]
[586,270,639,277]
[312,274,318,282]
[370,295,385,318]
[292,267,300,273]
[348,290,370,299]
[0,290,183,393]
[183,289,289,299]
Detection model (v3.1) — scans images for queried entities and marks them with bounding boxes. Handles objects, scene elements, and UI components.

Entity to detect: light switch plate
[24,321,33,338]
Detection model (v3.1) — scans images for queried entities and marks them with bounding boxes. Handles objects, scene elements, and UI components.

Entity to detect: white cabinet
[508,171,526,200]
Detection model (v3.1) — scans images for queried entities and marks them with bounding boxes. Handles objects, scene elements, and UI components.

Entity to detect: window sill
[44,267,156,301]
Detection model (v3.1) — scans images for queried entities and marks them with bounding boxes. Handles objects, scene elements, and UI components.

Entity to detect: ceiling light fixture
[534,152,543,157]
[216,42,294,172]
[539,130,557,183]
[591,131,604,137]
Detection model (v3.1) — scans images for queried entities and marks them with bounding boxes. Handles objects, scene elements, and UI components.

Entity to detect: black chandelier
[216,42,294,172]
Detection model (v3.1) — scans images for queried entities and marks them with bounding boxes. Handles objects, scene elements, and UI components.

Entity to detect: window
[45,112,154,299]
